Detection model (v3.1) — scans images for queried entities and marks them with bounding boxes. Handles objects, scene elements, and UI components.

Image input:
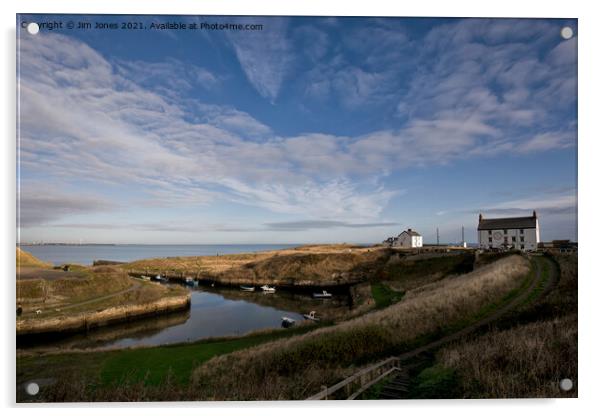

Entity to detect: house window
[512,236,516,242]
[488,237,492,243]
[504,229,507,234]
[520,229,524,235]
[504,237,508,243]
[488,230,492,235]
[489,244,493,249]
[520,244,525,250]
[520,236,524,242]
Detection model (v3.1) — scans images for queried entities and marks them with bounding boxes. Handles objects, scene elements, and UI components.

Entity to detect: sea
[18,244,299,266]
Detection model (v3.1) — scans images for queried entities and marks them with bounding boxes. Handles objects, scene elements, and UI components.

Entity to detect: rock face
[16,294,190,336]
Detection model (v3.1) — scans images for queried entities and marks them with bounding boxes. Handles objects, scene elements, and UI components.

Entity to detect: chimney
[408,228,412,232]
[533,210,537,218]
[479,213,483,222]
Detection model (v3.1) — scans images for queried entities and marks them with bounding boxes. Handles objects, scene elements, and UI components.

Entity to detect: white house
[391,228,423,248]
[478,211,540,251]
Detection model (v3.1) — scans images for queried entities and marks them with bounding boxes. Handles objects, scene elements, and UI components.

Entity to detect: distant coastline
[19,243,117,246]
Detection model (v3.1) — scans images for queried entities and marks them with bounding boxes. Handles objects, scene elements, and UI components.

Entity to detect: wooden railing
[306,356,401,400]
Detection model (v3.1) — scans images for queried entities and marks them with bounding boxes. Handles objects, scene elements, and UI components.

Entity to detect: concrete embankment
[16,294,190,337]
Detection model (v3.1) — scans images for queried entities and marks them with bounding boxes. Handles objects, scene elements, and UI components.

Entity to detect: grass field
[370,282,405,309]
[17,324,320,401]
[376,253,577,399]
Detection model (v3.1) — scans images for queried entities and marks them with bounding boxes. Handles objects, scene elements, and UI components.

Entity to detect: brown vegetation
[123,244,390,287]
[17,247,52,268]
[16,250,190,336]
[439,314,576,398]
[434,252,577,398]
[189,255,529,400]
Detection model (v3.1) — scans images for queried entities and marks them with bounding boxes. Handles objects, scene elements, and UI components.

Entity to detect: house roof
[478,216,537,230]
[399,229,421,237]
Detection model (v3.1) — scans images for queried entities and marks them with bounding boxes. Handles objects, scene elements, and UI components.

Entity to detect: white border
[2,1,601,415]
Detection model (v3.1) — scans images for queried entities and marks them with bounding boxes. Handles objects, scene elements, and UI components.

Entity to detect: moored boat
[240,285,255,292]
[303,310,320,321]
[312,290,332,299]
[260,285,276,293]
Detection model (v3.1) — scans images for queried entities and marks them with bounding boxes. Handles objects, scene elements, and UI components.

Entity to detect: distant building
[478,211,540,251]
[383,228,423,248]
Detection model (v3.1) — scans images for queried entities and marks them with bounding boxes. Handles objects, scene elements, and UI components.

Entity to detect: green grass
[382,252,475,284]
[370,282,405,309]
[17,324,322,389]
[407,364,460,399]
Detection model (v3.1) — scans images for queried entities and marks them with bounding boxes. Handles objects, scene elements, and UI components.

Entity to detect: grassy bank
[401,254,577,399]
[381,251,475,292]
[122,245,477,289]
[17,247,52,268]
[187,255,529,400]
[16,249,189,335]
[370,282,404,309]
[17,324,320,401]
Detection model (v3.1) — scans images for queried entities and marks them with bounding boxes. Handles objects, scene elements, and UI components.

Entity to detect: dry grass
[434,252,578,398]
[439,314,577,398]
[189,255,529,400]
[122,245,388,284]
[17,248,52,268]
[17,266,133,312]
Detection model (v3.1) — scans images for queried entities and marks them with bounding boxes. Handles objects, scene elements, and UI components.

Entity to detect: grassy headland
[16,249,189,336]
[122,244,476,289]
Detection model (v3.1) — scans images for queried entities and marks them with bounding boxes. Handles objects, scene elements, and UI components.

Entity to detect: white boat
[312,290,332,299]
[303,311,320,321]
[240,285,255,292]
[185,277,196,286]
[152,274,163,282]
[140,275,151,281]
[260,285,276,293]
[281,317,296,328]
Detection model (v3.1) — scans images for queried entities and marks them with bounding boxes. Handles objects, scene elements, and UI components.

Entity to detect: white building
[391,228,423,248]
[478,211,540,251]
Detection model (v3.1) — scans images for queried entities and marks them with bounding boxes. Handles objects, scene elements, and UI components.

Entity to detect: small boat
[185,277,196,286]
[312,290,333,299]
[303,311,320,321]
[151,274,163,282]
[260,285,276,293]
[281,317,296,328]
[140,275,151,281]
[240,286,255,292]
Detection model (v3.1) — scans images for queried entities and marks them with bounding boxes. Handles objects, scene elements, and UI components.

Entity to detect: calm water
[17,284,349,350]
[19,244,298,266]
[17,243,349,350]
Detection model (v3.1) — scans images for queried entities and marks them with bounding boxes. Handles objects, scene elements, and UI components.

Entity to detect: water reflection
[18,285,349,351]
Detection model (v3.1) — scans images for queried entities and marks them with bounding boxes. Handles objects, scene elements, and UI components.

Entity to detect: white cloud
[226,18,292,102]
[17,22,577,231]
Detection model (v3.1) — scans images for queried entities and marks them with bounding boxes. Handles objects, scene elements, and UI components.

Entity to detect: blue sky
[17,15,577,244]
